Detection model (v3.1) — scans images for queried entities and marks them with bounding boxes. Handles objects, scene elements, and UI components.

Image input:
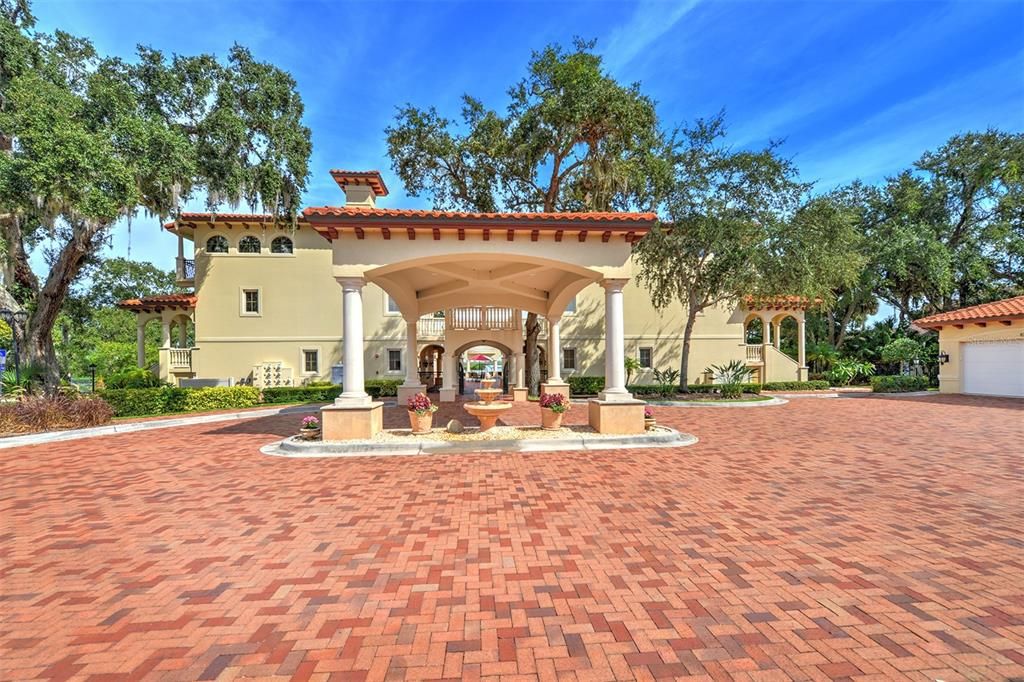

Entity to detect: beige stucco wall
[933,319,1024,394]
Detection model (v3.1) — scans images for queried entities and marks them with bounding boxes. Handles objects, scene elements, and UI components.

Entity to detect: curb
[646,396,789,408]
[838,391,935,399]
[261,427,698,458]
[0,404,320,449]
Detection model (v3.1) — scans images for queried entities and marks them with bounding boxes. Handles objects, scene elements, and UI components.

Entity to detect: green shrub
[870,375,930,393]
[105,369,164,389]
[262,385,343,404]
[364,379,401,398]
[99,387,174,416]
[761,380,830,391]
[629,383,762,397]
[181,386,261,412]
[568,375,605,395]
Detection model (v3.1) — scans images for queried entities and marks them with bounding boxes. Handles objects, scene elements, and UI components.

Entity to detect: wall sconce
[938,351,950,365]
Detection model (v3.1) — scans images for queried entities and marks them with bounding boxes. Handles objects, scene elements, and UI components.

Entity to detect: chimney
[329,170,389,208]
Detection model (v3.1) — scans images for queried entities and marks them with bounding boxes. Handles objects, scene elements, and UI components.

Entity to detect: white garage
[962,341,1024,398]
[915,295,1024,397]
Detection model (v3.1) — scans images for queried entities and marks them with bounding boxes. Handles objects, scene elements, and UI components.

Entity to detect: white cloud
[603,0,702,73]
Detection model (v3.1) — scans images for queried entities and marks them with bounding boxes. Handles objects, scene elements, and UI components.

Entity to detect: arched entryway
[418,344,444,390]
[450,339,515,395]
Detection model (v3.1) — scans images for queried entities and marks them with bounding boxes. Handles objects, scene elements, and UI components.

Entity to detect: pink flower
[302,416,320,429]
[407,392,437,414]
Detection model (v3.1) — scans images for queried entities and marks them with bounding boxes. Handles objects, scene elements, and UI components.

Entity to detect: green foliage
[261,385,343,404]
[871,375,931,393]
[364,379,401,398]
[623,357,641,386]
[99,385,259,417]
[652,368,681,397]
[826,358,875,386]
[567,375,604,395]
[630,383,762,397]
[705,360,754,399]
[1,361,43,395]
[880,337,926,365]
[181,386,260,412]
[760,380,831,391]
[105,368,164,389]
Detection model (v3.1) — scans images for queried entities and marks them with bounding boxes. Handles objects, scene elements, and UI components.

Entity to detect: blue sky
[33,0,1024,274]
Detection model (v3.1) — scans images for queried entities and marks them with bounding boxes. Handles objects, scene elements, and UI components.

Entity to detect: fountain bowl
[463,401,513,432]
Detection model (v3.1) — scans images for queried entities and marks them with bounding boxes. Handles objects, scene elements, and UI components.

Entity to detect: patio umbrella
[470,353,491,361]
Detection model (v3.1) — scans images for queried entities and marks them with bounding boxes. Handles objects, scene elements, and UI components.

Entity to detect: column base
[321,402,383,440]
[798,366,809,381]
[598,388,634,402]
[397,384,427,404]
[540,381,570,403]
[588,398,646,434]
[439,388,457,403]
[511,387,529,402]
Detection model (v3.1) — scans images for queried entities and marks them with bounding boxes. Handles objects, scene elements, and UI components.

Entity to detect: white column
[442,353,455,389]
[773,321,781,349]
[160,318,171,348]
[178,319,188,348]
[762,314,772,346]
[547,317,562,383]
[599,278,631,401]
[798,317,807,376]
[403,319,420,387]
[136,319,146,368]
[516,352,526,388]
[337,277,369,404]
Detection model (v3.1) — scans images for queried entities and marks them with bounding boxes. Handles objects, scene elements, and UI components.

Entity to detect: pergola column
[397,317,427,404]
[136,319,146,368]
[797,316,808,381]
[598,278,631,401]
[337,277,369,405]
[177,318,189,348]
[515,352,526,387]
[439,353,457,402]
[160,318,171,348]
[547,317,562,382]
[772,320,781,349]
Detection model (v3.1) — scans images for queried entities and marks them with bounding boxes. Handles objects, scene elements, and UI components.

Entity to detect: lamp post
[0,309,29,388]
[89,364,97,393]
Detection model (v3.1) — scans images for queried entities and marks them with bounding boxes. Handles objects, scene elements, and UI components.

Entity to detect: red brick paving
[2,395,1023,681]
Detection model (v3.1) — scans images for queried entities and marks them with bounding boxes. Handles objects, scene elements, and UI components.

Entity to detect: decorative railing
[447,306,518,331]
[745,344,764,363]
[169,348,192,369]
[417,316,445,337]
[176,257,195,282]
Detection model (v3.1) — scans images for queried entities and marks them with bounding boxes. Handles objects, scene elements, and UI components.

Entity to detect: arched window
[206,235,228,253]
[238,235,261,253]
[271,236,293,254]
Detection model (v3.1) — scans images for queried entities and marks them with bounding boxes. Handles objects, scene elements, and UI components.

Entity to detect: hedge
[262,385,344,404]
[871,375,931,393]
[365,378,401,398]
[567,375,605,395]
[629,383,762,396]
[761,380,831,391]
[99,386,259,417]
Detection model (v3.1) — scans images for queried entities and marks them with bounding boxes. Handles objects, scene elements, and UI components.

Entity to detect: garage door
[962,341,1024,397]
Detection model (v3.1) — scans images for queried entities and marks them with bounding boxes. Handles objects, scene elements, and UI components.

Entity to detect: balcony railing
[447,306,518,331]
[745,344,764,363]
[176,257,195,284]
[169,347,193,370]
[417,317,446,337]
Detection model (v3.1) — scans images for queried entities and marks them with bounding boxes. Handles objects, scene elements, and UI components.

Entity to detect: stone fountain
[463,377,512,431]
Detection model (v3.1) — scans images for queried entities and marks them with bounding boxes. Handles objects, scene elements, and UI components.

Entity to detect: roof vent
[329,170,388,208]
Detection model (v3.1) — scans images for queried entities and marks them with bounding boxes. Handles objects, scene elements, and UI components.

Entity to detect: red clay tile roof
[329,170,389,196]
[118,294,197,311]
[303,206,657,225]
[163,214,307,231]
[743,295,820,310]
[914,295,1024,328]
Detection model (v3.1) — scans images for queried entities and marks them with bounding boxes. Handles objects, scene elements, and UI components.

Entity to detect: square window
[639,347,653,368]
[562,348,576,370]
[303,349,319,374]
[242,289,260,315]
[388,349,402,372]
[386,295,401,314]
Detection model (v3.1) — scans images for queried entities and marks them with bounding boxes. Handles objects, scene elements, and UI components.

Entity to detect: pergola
[306,171,657,439]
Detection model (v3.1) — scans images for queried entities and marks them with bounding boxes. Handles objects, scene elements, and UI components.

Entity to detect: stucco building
[120,170,810,402]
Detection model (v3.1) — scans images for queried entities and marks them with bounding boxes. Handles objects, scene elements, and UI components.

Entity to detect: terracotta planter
[541,409,564,430]
[409,410,434,434]
[644,418,657,431]
[298,428,321,441]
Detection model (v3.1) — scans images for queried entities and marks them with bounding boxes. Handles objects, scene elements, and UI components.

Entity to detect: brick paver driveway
[2,395,1022,681]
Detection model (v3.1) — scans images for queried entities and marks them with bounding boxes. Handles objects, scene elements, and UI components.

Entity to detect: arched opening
[744,315,764,344]
[773,314,800,361]
[170,315,194,348]
[238,235,261,253]
[450,340,514,395]
[418,343,445,390]
[271,236,293,254]
[206,235,228,253]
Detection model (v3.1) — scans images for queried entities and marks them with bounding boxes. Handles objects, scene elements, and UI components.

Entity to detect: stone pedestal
[588,399,645,434]
[321,402,384,440]
[511,387,529,402]
[439,388,457,402]
[397,384,427,405]
[540,381,570,404]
